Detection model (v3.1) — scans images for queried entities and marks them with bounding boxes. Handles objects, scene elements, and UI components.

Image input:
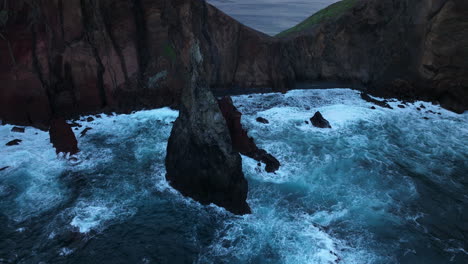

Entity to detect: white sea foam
[1,90,467,263]
[228,88,467,263]
[0,124,67,221]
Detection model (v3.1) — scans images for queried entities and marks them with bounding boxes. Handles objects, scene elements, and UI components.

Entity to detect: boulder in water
[310,112,331,128]
[165,44,250,215]
[80,127,92,137]
[49,118,79,155]
[11,127,25,133]
[256,117,269,124]
[5,139,22,146]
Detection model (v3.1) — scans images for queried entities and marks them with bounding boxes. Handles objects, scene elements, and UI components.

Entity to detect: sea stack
[165,43,251,215]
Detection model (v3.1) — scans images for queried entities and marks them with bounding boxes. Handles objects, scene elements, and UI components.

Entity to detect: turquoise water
[0,89,467,263]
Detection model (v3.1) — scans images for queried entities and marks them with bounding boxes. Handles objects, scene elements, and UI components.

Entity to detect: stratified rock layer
[165,44,251,215]
[0,0,466,129]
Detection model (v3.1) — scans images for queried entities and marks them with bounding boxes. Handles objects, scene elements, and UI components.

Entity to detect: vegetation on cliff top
[276,0,357,37]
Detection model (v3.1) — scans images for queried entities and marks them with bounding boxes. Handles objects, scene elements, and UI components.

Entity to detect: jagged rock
[310,112,331,128]
[165,44,250,215]
[1,0,466,129]
[6,139,21,146]
[361,93,393,109]
[80,127,92,137]
[256,117,269,124]
[281,0,468,113]
[49,118,79,155]
[11,127,25,133]
[251,149,281,173]
[70,122,81,128]
[218,96,280,173]
[0,0,288,128]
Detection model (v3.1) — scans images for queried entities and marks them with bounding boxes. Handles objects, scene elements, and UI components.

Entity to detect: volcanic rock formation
[280,0,468,113]
[49,117,79,155]
[218,96,280,173]
[0,0,286,128]
[0,0,466,128]
[165,43,251,215]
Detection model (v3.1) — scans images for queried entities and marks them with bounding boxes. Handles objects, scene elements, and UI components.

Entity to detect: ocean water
[0,89,467,264]
[207,0,339,35]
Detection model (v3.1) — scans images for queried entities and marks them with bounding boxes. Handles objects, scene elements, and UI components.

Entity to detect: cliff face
[0,0,285,128]
[282,0,468,113]
[0,0,466,129]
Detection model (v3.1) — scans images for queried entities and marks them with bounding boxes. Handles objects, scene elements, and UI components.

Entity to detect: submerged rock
[165,44,250,215]
[361,93,393,109]
[1,0,466,129]
[310,112,331,128]
[5,139,22,146]
[80,127,92,137]
[49,118,79,155]
[11,127,25,133]
[218,97,280,173]
[256,117,269,124]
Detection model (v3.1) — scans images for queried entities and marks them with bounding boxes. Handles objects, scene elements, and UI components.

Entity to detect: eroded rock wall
[282,0,468,112]
[0,0,466,129]
[0,0,285,127]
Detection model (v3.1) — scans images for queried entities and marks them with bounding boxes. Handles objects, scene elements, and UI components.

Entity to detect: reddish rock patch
[49,118,79,155]
[218,96,280,173]
[256,117,269,124]
[310,111,331,129]
[6,139,22,146]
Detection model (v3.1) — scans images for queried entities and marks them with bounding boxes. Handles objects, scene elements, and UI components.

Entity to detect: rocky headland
[2,0,466,129]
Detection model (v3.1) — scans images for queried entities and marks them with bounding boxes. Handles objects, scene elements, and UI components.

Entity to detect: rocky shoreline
[1,0,466,130]
[1,0,467,214]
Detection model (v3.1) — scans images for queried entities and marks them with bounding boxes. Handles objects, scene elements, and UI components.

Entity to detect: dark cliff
[165,43,251,215]
[0,0,285,128]
[0,0,466,129]
[280,0,468,113]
